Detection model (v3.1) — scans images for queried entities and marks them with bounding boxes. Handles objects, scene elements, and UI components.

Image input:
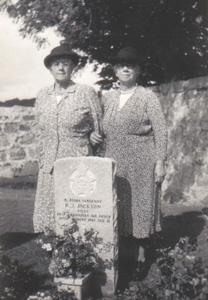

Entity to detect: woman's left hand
[90,132,103,146]
[154,160,166,184]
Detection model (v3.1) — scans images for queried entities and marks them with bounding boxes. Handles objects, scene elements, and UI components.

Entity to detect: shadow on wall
[159,78,208,204]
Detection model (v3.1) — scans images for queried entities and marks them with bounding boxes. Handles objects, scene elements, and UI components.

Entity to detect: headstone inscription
[54,157,118,297]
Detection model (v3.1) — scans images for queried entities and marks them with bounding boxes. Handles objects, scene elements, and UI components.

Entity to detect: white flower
[36,239,43,245]
[201,278,208,285]
[168,250,175,257]
[186,255,195,262]
[165,289,174,296]
[42,243,52,251]
[192,278,200,286]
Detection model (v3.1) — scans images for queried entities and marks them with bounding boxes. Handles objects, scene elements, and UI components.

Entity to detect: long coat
[103,86,167,239]
[33,82,102,233]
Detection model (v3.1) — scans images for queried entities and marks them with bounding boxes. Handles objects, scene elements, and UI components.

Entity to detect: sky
[0,13,99,101]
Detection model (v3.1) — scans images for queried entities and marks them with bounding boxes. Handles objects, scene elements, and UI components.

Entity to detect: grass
[0,180,208,299]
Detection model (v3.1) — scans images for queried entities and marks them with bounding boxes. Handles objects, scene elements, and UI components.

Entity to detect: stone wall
[0,99,38,178]
[0,77,208,205]
[154,77,208,205]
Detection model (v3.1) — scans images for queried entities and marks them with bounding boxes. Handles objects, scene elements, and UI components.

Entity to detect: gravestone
[54,157,118,297]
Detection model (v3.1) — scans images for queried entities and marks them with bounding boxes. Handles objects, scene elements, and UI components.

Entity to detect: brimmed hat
[110,47,140,64]
[44,44,80,68]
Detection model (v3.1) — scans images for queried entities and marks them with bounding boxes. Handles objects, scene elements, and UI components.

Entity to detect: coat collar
[47,81,77,95]
[110,85,144,100]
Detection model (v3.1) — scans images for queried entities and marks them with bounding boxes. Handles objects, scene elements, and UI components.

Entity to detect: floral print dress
[103,86,167,239]
[33,82,102,233]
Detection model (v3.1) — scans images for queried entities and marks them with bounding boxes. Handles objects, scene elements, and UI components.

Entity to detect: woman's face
[49,57,74,83]
[115,63,140,85]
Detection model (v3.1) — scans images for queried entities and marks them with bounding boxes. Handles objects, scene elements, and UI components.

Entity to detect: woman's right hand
[154,160,166,184]
[90,132,103,146]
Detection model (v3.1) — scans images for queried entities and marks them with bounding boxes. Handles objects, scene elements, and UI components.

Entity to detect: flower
[192,278,200,286]
[186,255,195,262]
[36,239,43,245]
[36,226,110,279]
[201,278,208,285]
[165,289,174,296]
[42,243,52,251]
[168,250,176,257]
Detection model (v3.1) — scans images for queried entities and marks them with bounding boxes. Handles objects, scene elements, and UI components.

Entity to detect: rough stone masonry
[1,76,208,205]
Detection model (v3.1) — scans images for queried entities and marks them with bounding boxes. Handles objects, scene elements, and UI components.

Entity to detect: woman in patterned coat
[101,47,168,277]
[33,43,102,233]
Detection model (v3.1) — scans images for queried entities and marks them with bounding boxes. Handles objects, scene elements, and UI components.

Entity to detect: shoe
[133,261,147,280]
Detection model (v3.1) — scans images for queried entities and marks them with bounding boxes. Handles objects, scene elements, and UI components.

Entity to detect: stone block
[29,147,38,159]
[163,189,183,204]
[199,131,208,144]
[201,114,208,122]
[54,157,118,297]
[181,164,194,186]
[202,195,208,206]
[172,81,187,93]
[0,136,10,148]
[184,138,194,155]
[18,134,35,145]
[4,122,19,134]
[0,164,13,178]
[19,124,31,131]
[10,146,26,160]
[0,151,7,162]
[186,76,208,90]
[0,116,9,121]
[184,89,198,99]
[23,115,35,121]
[201,121,208,131]
[13,161,38,177]
[55,273,92,300]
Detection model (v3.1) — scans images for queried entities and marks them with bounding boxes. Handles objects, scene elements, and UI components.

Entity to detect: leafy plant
[0,255,46,300]
[115,237,208,300]
[37,218,112,279]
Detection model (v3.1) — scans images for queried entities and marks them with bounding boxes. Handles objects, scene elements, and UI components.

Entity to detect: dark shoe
[133,261,147,280]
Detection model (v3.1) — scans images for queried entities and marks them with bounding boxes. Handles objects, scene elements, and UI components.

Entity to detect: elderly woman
[100,47,168,278]
[33,43,102,233]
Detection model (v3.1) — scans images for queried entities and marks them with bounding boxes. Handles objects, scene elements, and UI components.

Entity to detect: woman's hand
[90,132,103,146]
[154,160,166,184]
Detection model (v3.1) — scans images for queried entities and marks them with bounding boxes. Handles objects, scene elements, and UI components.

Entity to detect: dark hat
[110,47,140,64]
[44,44,80,68]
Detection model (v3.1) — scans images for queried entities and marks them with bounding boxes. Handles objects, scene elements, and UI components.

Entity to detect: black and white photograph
[0,1,208,299]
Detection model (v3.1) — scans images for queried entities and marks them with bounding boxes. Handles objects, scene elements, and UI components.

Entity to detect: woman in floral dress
[33,43,102,233]
[100,47,168,277]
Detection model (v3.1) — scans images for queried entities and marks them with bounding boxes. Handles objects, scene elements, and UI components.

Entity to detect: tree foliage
[1,0,208,86]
